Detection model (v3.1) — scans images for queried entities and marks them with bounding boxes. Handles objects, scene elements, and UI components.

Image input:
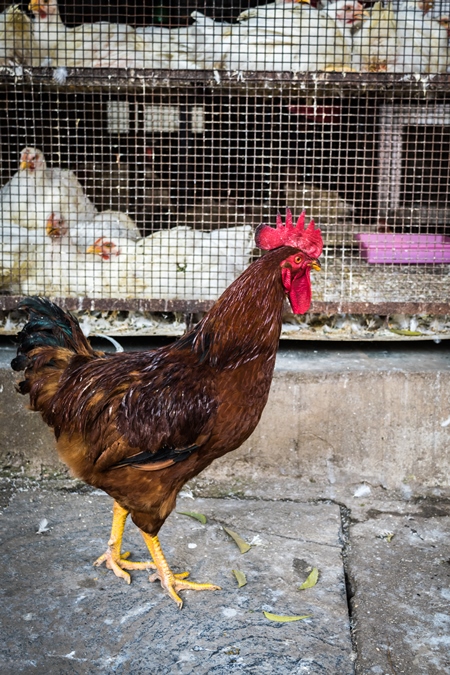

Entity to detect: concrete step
[1,341,449,490]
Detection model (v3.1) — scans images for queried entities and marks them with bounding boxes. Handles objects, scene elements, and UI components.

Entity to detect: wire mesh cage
[1,0,450,336]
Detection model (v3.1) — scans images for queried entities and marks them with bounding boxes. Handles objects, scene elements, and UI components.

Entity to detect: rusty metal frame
[2,296,450,316]
[2,69,450,318]
[2,68,450,96]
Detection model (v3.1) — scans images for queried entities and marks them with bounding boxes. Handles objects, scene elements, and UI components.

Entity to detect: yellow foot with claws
[94,548,155,584]
[93,500,155,583]
[141,531,221,608]
[149,569,221,608]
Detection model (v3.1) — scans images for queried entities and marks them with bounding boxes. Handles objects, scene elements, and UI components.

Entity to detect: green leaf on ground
[223,526,251,553]
[299,567,319,590]
[232,569,247,587]
[388,329,422,337]
[177,511,207,524]
[263,611,311,623]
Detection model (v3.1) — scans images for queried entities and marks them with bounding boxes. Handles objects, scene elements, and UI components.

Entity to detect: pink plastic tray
[354,233,450,264]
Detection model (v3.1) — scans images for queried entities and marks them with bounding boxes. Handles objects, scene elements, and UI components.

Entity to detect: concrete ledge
[1,343,449,489]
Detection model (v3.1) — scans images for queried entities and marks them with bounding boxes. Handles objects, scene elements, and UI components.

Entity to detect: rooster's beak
[28,0,41,12]
[354,9,370,20]
[309,259,321,271]
[20,160,29,170]
[86,244,103,256]
[46,222,59,237]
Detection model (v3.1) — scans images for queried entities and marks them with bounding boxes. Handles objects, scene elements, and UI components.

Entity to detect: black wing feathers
[110,443,200,469]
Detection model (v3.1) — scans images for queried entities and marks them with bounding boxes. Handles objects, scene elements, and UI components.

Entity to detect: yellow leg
[141,531,221,609]
[94,501,155,583]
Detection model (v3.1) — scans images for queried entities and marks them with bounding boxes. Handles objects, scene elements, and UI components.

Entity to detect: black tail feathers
[11,296,93,372]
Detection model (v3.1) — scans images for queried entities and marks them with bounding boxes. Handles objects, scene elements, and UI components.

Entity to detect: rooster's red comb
[255,209,323,258]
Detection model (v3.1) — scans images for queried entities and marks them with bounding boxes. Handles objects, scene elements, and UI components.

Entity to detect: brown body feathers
[13,246,309,536]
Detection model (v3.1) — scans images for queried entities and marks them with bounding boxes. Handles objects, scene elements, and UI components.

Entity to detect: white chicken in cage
[189,225,255,299]
[136,23,201,69]
[132,25,173,68]
[208,225,255,276]
[80,225,254,300]
[83,234,148,298]
[0,4,38,66]
[137,226,215,299]
[28,0,146,68]
[84,231,221,299]
[3,0,446,73]
[33,211,142,296]
[14,213,126,297]
[220,0,353,72]
[16,217,86,296]
[138,224,254,299]
[352,0,450,72]
[0,147,97,232]
[68,210,141,250]
[321,0,368,57]
[171,11,233,70]
[0,220,47,289]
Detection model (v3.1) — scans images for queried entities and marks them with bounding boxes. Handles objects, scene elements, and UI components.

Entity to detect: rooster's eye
[294,255,303,264]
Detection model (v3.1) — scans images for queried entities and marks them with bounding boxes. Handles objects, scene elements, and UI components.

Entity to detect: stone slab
[0,490,354,675]
[348,505,450,675]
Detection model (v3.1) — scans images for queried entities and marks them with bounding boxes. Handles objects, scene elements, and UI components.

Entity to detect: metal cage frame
[2,69,450,320]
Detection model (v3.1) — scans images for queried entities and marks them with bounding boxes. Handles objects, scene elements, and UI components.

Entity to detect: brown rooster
[11,210,322,608]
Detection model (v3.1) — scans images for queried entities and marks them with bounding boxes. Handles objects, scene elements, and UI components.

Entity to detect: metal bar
[311,302,450,316]
[2,68,450,96]
[0,297,214,313]
[3,297,450,316]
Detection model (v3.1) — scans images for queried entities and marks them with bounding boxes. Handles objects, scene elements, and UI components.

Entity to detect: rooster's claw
[94,547,155,583]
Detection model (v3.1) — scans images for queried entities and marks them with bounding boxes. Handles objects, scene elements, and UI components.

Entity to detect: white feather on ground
[36,518,50,534]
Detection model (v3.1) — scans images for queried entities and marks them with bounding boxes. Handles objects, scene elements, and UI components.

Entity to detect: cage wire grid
[1,0,450,338]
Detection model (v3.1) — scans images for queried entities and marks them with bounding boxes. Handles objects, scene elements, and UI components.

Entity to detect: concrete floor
[1,339,449,674]
[0,478,449,675]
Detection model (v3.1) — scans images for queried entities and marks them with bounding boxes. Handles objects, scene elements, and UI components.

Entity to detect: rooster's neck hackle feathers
[179,246,296,369]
